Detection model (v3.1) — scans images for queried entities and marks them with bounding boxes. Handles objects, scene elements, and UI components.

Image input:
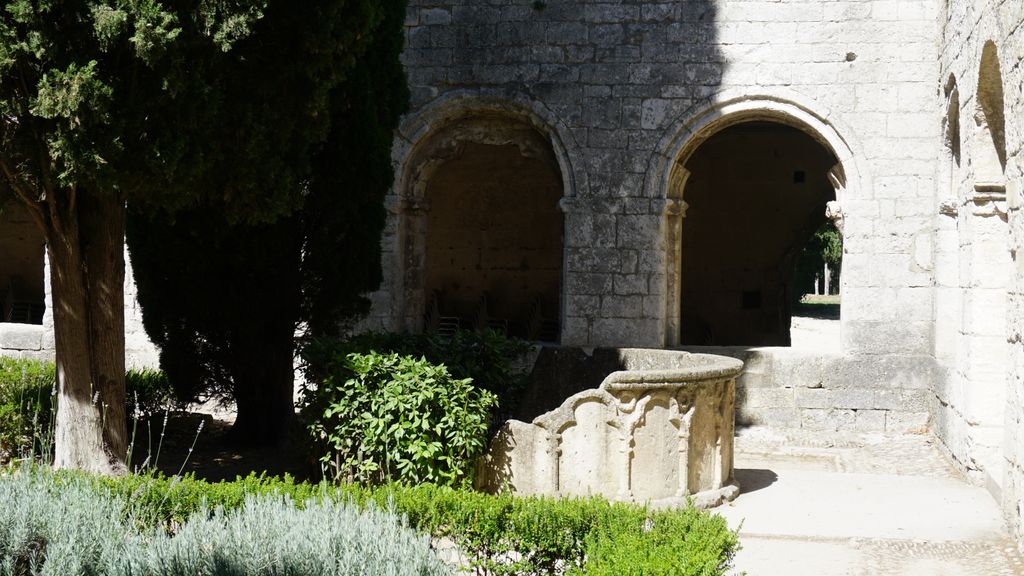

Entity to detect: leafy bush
[0,358,55,461]
[0,359,177,464]
[302,352,497,487]
[125,368,180,418]
[91,473,739,576]
[302,329,530,425]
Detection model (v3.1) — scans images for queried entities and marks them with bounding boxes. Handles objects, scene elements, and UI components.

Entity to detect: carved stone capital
[968,190,1007,218]
[654,198,689,218]
[825,200,844,233]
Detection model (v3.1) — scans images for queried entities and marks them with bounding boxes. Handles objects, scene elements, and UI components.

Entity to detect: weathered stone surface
[0,323,42,351]
[478,349,742,507]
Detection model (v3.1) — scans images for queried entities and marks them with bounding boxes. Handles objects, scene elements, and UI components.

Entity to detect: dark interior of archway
[0,201,46,324]
[680,121,837,346]
[424,141,563,341]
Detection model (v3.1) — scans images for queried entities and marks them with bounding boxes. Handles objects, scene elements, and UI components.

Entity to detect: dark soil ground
[128,410,311,482]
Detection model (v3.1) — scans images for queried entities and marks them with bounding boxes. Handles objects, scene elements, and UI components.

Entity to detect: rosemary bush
[95,473,740,576]
[0,470,451,576]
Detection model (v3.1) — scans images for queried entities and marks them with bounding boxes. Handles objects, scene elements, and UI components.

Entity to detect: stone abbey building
[2,0,1024,548]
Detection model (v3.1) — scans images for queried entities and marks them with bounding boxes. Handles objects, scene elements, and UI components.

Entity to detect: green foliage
[303,330,531,426]
[0,468,137,576]
[302,352,497,487]
[579,509,741,576]
[793,220,843,300]
[0,359,175,463]
[125,0,411,444]
[0,468,450,576]
[84,472,739,576]
[118,495,450,576]
[125,368,179,418]
[0,357,54,461]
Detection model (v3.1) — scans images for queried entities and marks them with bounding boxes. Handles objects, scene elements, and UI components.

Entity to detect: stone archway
[675,121,839,346]
[650,93,861,348]
[396,112,567,341]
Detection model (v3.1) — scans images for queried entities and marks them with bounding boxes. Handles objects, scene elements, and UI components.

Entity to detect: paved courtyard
[718,428,1024,576]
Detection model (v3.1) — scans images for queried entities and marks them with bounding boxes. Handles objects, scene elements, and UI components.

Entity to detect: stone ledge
[0,323,44,352]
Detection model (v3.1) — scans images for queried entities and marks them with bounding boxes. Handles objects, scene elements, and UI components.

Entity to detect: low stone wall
[0,323,48,361]
[689,347,933,434]
[477,348,742,508]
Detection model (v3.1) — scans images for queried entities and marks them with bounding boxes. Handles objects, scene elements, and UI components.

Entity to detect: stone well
[477,348,743,508]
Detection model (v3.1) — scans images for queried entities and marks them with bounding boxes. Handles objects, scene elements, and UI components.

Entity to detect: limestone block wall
[699,347,932,434]
[360,0,943,434]
[0,247,160,370]
[935,0,1024,545]
[369,0,938,355]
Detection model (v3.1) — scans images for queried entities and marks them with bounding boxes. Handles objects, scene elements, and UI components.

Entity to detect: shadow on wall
[515,347,628,422]
[398,0,727,346]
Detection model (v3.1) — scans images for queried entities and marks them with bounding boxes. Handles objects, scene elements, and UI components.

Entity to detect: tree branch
[0,156,47,234]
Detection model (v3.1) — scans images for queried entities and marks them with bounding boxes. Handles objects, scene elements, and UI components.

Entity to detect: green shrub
[301,352,497,487]
[90,473,739,576]
[2,469,450,576]
[125,368,180,418]
[0,358,55,461]
[0,359,177,465]
[302,329,530,425]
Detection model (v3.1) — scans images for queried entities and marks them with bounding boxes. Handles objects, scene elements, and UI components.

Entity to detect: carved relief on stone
[477,349,743,508]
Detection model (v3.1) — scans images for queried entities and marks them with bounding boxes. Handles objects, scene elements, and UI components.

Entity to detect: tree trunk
[49,190,127,473]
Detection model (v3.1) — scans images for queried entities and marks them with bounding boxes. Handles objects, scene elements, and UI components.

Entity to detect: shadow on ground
[734,468,779,494]
[128,412,310,482]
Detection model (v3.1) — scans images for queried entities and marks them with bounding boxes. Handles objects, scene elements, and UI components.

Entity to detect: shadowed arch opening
[944,73,961,168]
[400,113,565,341]
[0,200,45,325]
[677,121,839,346]
[974,41,1006,191]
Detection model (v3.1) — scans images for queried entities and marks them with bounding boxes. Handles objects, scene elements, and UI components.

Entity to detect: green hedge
[84,472,739,575]
[301,330,530,425]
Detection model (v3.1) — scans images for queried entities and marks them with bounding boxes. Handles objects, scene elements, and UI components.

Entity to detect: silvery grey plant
[0,469,136,576]
[115,494,451,576]
[0,469,451,576]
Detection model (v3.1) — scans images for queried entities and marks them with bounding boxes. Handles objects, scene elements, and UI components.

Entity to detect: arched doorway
[0,201,45,325]
[400,114,565,341]
[677,121,839,346]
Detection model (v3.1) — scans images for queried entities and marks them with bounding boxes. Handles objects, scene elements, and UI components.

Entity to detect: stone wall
[935,0,1024,545]
[360,0,942,437]
[371,0,938,354]
[0,248,159,370]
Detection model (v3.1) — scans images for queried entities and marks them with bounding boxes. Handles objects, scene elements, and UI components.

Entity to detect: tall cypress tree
[0,0,385,471]
[127,1,409,444]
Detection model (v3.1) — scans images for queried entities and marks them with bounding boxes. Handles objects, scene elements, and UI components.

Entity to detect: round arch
[649,91,865,347]
[389,93,578,338]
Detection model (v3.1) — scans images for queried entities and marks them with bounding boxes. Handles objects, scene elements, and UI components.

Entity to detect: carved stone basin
[476,348,744,508]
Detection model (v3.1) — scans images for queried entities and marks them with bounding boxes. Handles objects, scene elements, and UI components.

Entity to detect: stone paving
[718,427,1024,575]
